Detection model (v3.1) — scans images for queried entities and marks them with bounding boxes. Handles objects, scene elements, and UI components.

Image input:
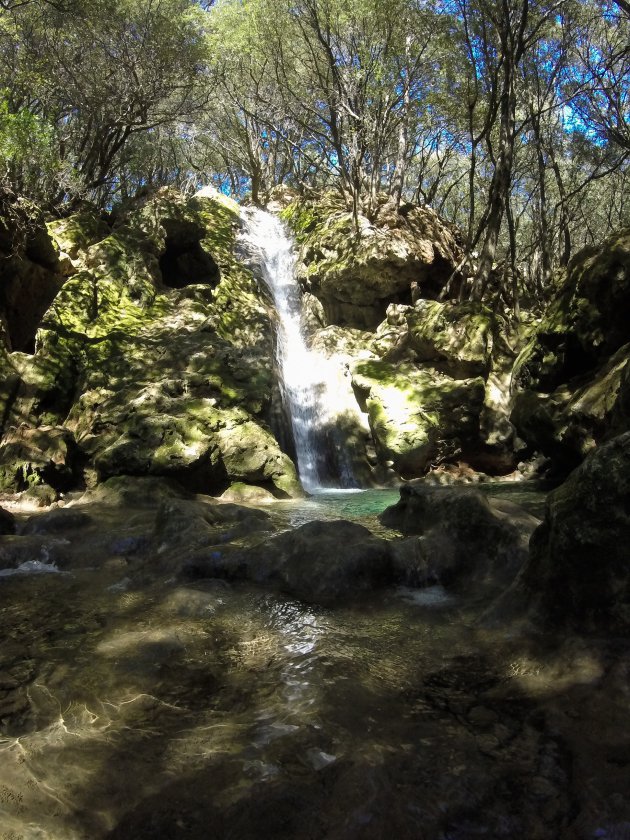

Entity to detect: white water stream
[240,208,358,493]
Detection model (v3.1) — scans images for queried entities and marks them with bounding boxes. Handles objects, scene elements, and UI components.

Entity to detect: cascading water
[240,207,358,493]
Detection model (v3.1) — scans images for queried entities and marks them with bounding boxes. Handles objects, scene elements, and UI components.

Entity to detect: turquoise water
[271,482,546,531]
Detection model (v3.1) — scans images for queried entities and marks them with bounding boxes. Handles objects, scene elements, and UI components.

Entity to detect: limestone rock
[19,508,92,536]
[512,344,629,475]
[0,505,15,534]
[380,484,537,594]
[513,226,630,394]
[0,216,64,352]
[0,189,302,499]
[352,359,485,476]
[47,210,111,274]
[407,299,494,378]
[218,482,277,504]
[185,519,393,604]
[0,426,80,493]
[495,432,630,633]
[282,193,465,329]
[77,475,190,508]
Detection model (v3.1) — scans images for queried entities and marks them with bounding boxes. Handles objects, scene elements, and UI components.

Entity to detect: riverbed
[0,488,628,839]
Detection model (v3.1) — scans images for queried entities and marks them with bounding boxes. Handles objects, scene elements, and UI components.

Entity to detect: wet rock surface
[190,519,394,603]
[380,484,538,594]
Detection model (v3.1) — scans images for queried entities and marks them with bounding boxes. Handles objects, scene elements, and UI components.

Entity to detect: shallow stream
[0,488,628,839]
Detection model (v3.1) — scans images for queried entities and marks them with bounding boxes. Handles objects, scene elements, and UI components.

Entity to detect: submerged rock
[380,484,537,594]
[184,519,393,604]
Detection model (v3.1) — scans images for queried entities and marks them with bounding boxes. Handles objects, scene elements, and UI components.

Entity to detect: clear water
[1,485,628,838]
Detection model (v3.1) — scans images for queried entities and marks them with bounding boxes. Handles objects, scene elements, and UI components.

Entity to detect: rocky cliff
[0,188,301,501]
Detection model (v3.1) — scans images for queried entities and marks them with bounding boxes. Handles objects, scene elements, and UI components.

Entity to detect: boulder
[512,344,630,476]
[352,359,485,476]
[499,432,630,633]
[76,475,190,508]
[218,482,278,504]
[153,497,272,567]
[0,189,302,499]
[182,519,394,604]
[380,484,537,593]
[0,214,64,352]
[0,426,80,493]
[19,508,92,536]
[282,193,465,329]
[406,300,494,378]
[92,405,300,498]
[47,210,111,274]
[513,226,630,394]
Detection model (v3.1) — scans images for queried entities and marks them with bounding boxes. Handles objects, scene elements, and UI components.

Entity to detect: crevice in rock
[0,245,65,353]
[159,219,220,289]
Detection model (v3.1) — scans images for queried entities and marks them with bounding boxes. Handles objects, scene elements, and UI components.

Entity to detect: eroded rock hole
[159,219,220,289]
[0,224,64,354]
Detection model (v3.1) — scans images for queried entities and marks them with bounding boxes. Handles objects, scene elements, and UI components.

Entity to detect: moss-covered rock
[0,189,302,499]
[508,227,630,477]
[512,343,629,475]
[514,227,630,394]
[380,484,536,594]
[0,216,64,352]
[407,299,494,378]
[0,425,80,492]
[497,431,630,634]
[351,358,485,477]
[47,210,111,274]
[282,192,465,329]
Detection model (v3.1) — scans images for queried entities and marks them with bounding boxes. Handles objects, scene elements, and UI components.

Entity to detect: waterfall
[240,207,358,493]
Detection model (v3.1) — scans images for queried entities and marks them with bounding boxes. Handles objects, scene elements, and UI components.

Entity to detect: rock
[153,497,272,566]
[93,406,300,498]
[497,432,630,633]
[0,189,302,499]
[186,519,393,604]
[507,227,630,477]
[282,193,465,329]
[380,484,537,593]
[513,226,630,394]
[0,534,68,571]
[0,505,15,534]
[352,359,485,477]
[389,536,433,587]
[512,344,630,476]
[0,215,64,352]
[47,210,111,274]
[406,300,494,378]
[611,353,630,435]
[19,508,92,536]
[0,426,80,493]
[219,482,278,504]
[77,475,190,508]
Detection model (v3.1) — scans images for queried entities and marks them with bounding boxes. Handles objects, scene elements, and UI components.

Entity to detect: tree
[0,0,211,207]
